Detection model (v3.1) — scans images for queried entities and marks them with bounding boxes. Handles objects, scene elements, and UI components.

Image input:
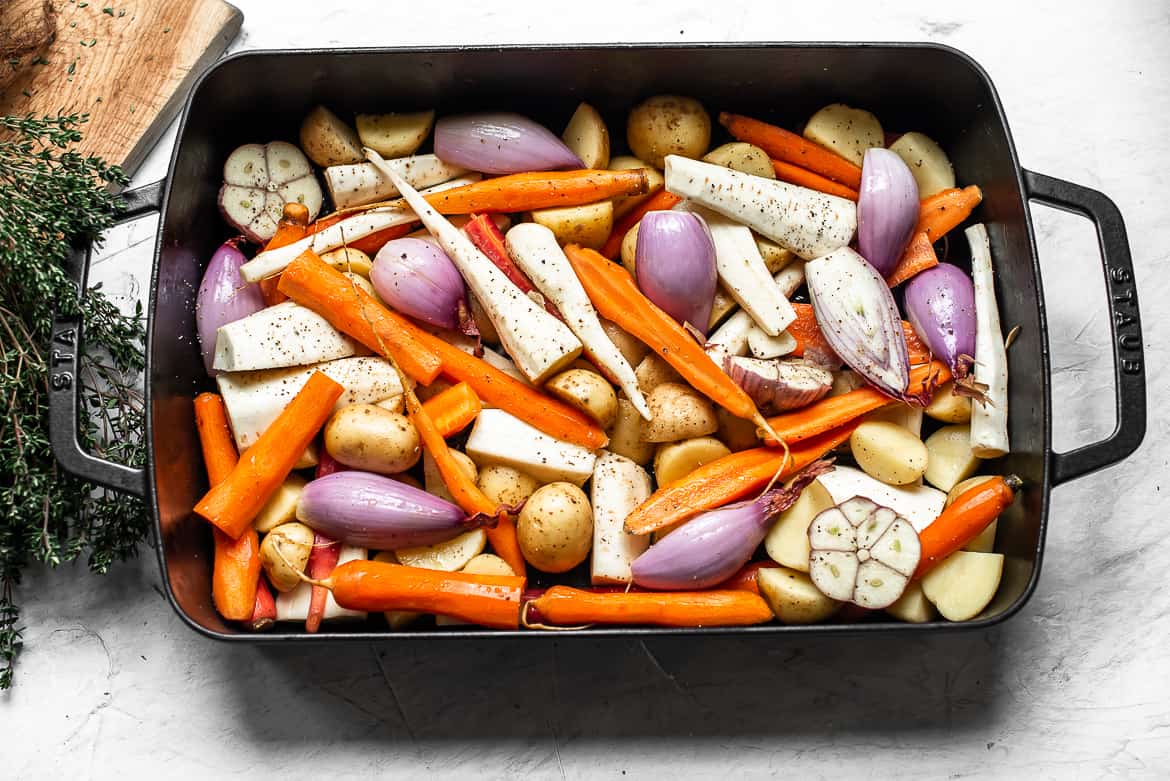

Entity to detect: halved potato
[620,222,640,274]
[423,449,477,504]
[885,581,936,623]
[921,550,1004,621]
[803,103,883,166]
[888,131,956,198]
[607,398,655,465]
[702,142,775,178]
[562,102,610,169]
[530,200,613,250]
[642,383,718,443]
[395,529,488,572]
[653,436,731,488]
[600,318,648,369]
[764,478,835,572]
[756,566,840,624]
[300,105,364,166]
[253,474,308,533]
[715,407,759,452]
[634,354,682,393]
[924,380,971,423]
[319,247,374,277]
[609,156,665,219]
[756,237,795,274]
[355,111,435,158]
[924,424,980,491]
[545,368,618,428]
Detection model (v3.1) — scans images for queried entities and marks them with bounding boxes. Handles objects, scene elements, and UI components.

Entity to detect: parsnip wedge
[665,155,855,260]
[369,150,582,383]
[324,154,468,209]
[590,451,653,585]
[920,550,1004,621]
[506,223,650,418]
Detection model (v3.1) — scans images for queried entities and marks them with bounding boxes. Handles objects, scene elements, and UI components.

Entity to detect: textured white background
[2,1,1167,778]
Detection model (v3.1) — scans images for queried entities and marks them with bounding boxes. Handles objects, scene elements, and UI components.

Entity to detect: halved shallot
[724,356,833,413]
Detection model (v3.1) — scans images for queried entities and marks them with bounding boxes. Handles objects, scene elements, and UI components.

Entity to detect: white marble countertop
[3,1,1168,777]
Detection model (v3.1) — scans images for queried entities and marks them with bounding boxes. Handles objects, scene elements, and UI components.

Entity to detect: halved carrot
[916,185,983,241]
[720,112,862,189]
[915,475,1021,578]
[279,250,604,449]
[787,303,931,366]
[425,169,649,215]
[277,249,443,385]
[564,245,763,425]
[524,586,773,628]
[407,391,526,578]
[623,422,859,536]
[193,393,260,621]
[599,188,683,260]
[323,559,526,629]
[195,371,344,539]
[770,159,860,201]
[420,381,482,437]
[886,231,939,287]
[761,362,950,446]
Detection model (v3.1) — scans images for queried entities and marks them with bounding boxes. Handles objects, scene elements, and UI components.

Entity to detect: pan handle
[1024,170,1146,485]
[47,181,164,498]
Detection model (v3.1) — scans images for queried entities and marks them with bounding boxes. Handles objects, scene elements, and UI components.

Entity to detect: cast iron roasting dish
[48,44,1145,640]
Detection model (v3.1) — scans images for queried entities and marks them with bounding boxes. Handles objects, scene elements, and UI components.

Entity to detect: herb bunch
[0,113,147,689]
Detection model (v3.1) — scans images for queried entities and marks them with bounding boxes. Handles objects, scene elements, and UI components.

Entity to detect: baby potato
[642,382,718,443]
[325,404,421,474]
[702,142,775,179]
[764,478,835,572]
[545,368,619,428]
[530,200,613,250]
[627,95,711,168]
[517,482,593,573]
[716,407,760,452]
[461,553,516,577]
[253,474,308,533]
[885,581,936,623]
[319,247,374,277]
[300,105,364,166]
[607,398,655,465]
[355,110,435,158]
[756,566,840,624]
[888,131,956,198]
[653,436,730,487]
[620,222,640,275]
[756,237,796,274]
[802,103,883,167]
[924,424,981,492]
[424,449,477,504]
[477,464,540,507]
[634,354,683,393]
[609,156,665,219]
[850,420,929,486]
[600,318,648,369]
[259,522,315,592]
[562,102,610,169]
[925,381,972,423]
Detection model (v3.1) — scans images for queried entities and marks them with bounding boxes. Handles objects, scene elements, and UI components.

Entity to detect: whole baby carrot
[523,586,773,628]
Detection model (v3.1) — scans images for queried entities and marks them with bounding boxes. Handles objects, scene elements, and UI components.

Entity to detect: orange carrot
[323,559,525,629]
[311,214,416,256]
[915,475,1021,578]
[916,185,982,241]
[564,245,762,424]
[195,372,344,539]
[193,393,260,622]
[277,249,443,385]
[771,159,860,201]
[407,392,526,577]
[624,423,859,536]
[717,561,781,595]
[886,231,939,287]
[420,381,482,437]
[787,303,931,365]
[305,533,341,634]
[599,188,683,260]
[762,362,950,446]
[720,112,862,189]
[258,203,311,305]
[425,169,649,215]
[524,586,773,628]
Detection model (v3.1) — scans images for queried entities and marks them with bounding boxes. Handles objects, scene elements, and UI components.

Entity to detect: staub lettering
[1108,261,1142,376]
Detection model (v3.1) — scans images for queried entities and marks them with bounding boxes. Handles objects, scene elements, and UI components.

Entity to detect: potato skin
[849,420,928,486]
[477,465,540,507]
[545,368,618,428]
[324,404,421,474]
[607,398,655,465]
[642,382,719,443]
[517,482,593,573]
[259,522,315,592]
[626,95,711,168]
[299,105,364,166]
[531,201,613,250]
[702,142,775,178]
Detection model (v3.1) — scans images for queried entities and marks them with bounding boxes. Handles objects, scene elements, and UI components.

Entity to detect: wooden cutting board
[0,0,242,175]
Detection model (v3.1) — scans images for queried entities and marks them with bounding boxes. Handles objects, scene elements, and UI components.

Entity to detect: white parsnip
[676,202,796,336]
[966,224,1010,457]
[367,149,583,383]
[746,324,797,359]
[212,301,358,372]
[664,155,856,260]
[590,452,653,585]
[324,154,469,209]
[506,223,651,419]
[707,261,805,359]
[239,174,482,283]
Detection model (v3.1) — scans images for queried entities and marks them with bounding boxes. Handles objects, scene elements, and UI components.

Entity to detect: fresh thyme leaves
[0,113,147,689]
